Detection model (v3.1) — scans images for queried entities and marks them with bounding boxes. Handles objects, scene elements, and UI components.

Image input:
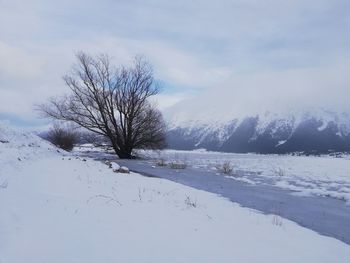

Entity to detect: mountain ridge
[165,110,350,154]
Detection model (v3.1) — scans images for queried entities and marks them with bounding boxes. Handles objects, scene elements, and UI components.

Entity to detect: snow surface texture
[1,124,350,262]
[139,149,350,203]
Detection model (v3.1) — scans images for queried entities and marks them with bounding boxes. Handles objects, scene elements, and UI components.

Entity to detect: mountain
[165,109,350,154]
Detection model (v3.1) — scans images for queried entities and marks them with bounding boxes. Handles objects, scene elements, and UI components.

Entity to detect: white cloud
[0,34,228,116]
[151,93,191,111]
[0,42,45,79]
[0,0,349,127]
[165,60,350,123]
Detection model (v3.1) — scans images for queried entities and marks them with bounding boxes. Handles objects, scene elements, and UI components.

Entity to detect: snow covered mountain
[165,109,350,154]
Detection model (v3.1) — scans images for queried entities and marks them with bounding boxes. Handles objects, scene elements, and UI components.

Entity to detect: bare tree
[39,52,166,159]
[45,123,77,151]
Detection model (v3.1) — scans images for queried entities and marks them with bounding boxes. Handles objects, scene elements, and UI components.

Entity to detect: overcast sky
[1,0,350,128]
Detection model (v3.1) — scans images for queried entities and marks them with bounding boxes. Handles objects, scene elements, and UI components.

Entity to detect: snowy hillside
[165,108,350,153]
[1,124,350,262]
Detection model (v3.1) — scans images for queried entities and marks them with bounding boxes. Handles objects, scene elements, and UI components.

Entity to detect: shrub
[184,196,197,208]
[272,215,283,226]
[217,161,234,174]
[156,158,167,166]
[46,124,77,151]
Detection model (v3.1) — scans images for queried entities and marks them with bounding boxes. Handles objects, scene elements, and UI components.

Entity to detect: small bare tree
[46,123,77,151]
[39,52,166,159]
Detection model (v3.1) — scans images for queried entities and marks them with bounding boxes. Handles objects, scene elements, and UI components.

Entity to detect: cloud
[0,42,45,79]
[151,93,191,111]
[165,59,350,124]
[0,0,349,127]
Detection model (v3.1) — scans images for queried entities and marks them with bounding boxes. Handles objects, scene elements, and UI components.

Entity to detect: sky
[0,0,350,128]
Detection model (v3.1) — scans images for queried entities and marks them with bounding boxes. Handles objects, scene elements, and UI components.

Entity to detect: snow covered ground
[139,149,350,203]
[1,126,350,262]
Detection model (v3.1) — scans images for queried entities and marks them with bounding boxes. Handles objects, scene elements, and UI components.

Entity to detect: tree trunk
[116,151,133,159]
[108,137,133,159]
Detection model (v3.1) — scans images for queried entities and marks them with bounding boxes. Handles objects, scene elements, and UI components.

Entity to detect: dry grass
[169,161,187,169]
[156,158,167,166]
[273,167,286,177]
[217,161,234,174]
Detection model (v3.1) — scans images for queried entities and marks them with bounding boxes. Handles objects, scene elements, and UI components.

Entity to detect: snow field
[1,125,350,262]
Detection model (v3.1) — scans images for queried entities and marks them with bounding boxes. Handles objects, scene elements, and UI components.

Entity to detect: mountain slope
[165,110,350,154]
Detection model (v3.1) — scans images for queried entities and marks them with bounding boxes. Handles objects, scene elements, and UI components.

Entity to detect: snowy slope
[1,124,350,262]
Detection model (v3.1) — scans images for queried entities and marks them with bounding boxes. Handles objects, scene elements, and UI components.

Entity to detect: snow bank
[1,124,350,262]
